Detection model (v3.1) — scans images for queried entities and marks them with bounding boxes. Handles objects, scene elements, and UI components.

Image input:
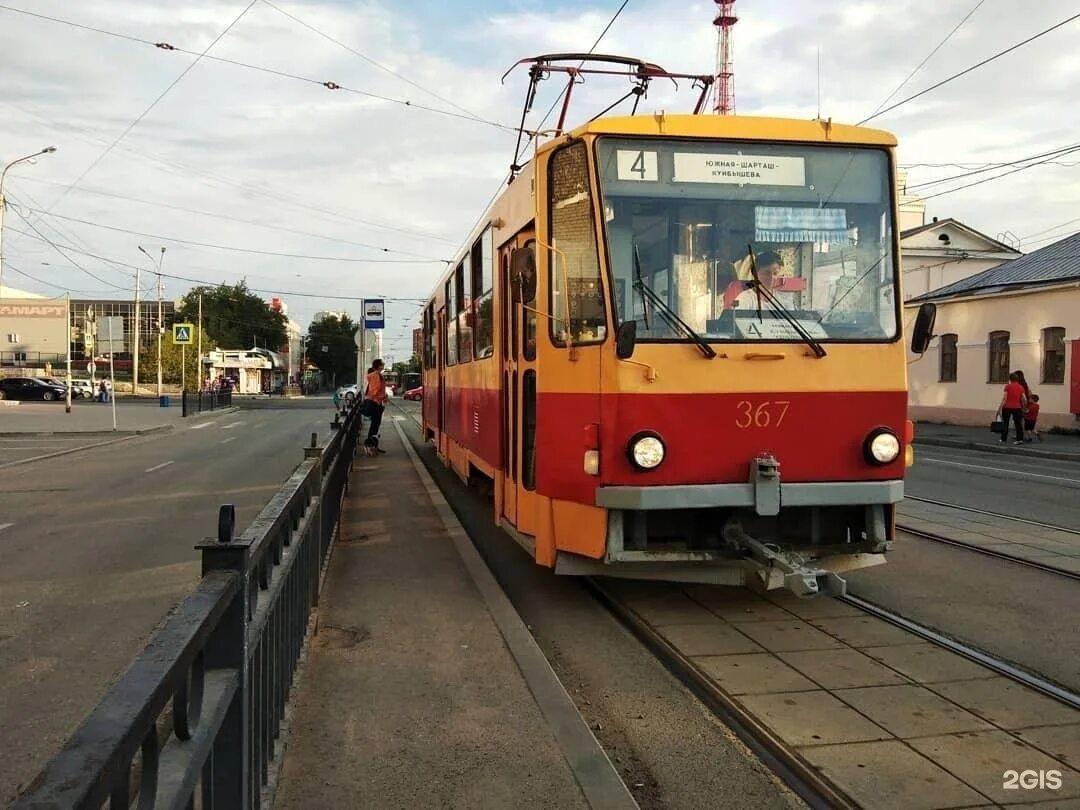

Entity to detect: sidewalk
[273,421,633,809]
[914,421,1080,462]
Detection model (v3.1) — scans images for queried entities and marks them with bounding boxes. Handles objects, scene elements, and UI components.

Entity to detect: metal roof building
[910,231,1080,303]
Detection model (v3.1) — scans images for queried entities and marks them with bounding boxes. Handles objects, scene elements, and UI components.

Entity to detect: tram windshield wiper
[633,244,716,359]
[746,244,827,359]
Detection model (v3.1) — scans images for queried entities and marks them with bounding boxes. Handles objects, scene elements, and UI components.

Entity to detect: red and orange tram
[419,105,934,596]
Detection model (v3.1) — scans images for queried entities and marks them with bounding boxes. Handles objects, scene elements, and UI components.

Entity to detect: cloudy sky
[1,0,1078,360]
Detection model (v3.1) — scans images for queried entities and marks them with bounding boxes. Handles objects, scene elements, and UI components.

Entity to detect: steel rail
[840,593,1080,712]
[905,495,1080,536]
[897,524,1080,581]
[587,578,858,810]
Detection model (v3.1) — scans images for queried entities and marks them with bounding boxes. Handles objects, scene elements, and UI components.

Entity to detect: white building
[900,218,1021,301]
[205,347,288,394]
[906,231,1080,429]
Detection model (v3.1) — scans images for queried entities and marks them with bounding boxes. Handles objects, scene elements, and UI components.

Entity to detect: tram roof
[541,114,897,154]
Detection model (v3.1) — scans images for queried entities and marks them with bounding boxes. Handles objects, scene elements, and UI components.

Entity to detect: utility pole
[157,269,163,399]
[65,293,72,414]
[197,292,203,391]
[133,264,140,393]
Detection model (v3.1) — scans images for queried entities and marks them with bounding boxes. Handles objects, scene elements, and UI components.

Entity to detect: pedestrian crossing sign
[173,323,194,344]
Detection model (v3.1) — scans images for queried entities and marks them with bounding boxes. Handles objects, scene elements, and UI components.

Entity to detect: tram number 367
[735,400,790,429]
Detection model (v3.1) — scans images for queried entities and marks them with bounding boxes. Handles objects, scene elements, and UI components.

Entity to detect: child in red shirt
[1024,394,1042,442]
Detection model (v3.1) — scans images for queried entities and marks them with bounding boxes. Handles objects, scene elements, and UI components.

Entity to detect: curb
[0,434,138,470]
[0,425,174,438]
[392,419,638,810]
[913,436,1080,463]
[187,406,240,421]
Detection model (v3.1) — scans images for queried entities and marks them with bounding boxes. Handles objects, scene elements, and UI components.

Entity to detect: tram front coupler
[722,521,847,598]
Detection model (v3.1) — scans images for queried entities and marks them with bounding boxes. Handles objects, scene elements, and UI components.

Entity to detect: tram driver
[722,250,796,310]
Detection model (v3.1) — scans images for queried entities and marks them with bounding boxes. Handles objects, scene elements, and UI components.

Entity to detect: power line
[902,160,1080,169]
[0,3,524,135]
[866,0,985,119]
[5,226,429,303]
[905,141,1080,190]
[9,174,442,254]
[4,263,128,296]
[19,207,450,263]
[1021,215,1080,242]
[6,205,134,291]
[859,10,1080,124]
[259,0,483,122]
[914,145,1080,201]
[28,0,258,226]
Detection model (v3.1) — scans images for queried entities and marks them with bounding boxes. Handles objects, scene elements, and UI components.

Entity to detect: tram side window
[472,228,495,359]
[456,260,473,363]
[424,303,436,369]
[445,279,457,366]
[549,141,607,346]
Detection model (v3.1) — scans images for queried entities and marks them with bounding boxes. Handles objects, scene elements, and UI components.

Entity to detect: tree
[161,325,214,388]
[176,282,287,351]
[306,314,357,386]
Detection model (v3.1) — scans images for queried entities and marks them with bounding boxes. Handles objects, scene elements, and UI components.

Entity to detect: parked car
[337,384,359,402]
[0,377,67,401]
[403,386,423,401]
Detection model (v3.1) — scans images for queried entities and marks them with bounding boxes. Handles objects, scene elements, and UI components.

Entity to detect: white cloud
[1,0,1078,358]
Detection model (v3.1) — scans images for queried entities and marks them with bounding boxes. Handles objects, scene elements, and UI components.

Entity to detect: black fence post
[195,505,251,809]
[182,390,188,418]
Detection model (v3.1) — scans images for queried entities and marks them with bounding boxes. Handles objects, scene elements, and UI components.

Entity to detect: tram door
[500,233,538,537]
[437,306,447,446]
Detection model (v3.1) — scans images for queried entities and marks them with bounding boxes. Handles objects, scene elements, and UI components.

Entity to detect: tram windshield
[596,138,899,343]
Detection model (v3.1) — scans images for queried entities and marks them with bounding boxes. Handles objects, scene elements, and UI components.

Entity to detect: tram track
[897,495,1080,580]
[589,578,1080,809]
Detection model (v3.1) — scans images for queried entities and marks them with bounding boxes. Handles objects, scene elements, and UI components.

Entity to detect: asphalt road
[0,397,338,804]
[908,444,1080,530]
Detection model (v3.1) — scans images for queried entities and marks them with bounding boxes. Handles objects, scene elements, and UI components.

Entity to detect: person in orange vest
[363,358,388,453]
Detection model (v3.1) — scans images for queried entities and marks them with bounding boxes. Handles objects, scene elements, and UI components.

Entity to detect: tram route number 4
[1003,770,1062,790]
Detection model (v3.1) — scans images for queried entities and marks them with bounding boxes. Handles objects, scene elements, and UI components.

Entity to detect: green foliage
[161,325,214,387]
[176,282,287,351]
[306,314,357,386]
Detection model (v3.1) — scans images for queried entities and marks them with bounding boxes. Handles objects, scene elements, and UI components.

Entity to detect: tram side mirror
[616,321,637,359]
[910,303,937,355]
[510,247,537,305]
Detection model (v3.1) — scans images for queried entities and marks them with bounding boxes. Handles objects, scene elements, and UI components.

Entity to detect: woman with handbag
[999,372,1027,446]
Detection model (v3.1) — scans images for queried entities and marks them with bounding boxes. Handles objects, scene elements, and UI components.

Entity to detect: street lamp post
[0,146,57,295]
[138,245,166,399]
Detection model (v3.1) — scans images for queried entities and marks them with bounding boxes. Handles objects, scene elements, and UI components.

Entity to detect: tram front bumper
[595,480,904,512]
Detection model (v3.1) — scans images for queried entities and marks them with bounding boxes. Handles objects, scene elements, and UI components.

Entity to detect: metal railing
[15,399,362,810]
[181,389,234,417]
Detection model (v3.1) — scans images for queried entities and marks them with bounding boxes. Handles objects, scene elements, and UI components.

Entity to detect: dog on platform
[361,435,385,456]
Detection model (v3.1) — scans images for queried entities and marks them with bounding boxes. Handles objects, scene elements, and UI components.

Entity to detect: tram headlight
[628,432,665,470]
[863,428,901,465]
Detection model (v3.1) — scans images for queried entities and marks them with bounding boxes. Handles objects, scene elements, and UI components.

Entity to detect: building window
[988,330,1010,383]
[549,141,606,347]
[472,228,495,360]
[1042,326,1066,384]
[939,333,957,382]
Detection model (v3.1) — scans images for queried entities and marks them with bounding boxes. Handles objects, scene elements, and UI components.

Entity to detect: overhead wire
[913,145,1080,201]
[24,0,259,228]
[865,0,986,120]
[859,10,1080,124]
[0,3,525,135]
[258,0,484,122]
[905,141,1080,190]
[18,208,450,263]
[3,263,128,296]
[8,173,456,251]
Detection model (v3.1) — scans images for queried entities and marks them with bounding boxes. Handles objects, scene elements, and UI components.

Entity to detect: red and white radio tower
[713,0,738,114]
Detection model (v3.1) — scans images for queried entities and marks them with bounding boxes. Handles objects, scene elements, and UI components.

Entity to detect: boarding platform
[272,420,634,809]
